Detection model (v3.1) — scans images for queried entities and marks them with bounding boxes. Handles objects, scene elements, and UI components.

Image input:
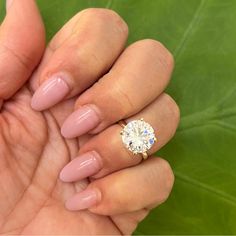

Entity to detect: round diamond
[121,119,156,154]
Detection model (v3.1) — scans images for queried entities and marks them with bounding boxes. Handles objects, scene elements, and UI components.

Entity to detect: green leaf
[1,0,236,234]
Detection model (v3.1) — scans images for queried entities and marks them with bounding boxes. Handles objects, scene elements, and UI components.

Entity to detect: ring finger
[59,93,180,182]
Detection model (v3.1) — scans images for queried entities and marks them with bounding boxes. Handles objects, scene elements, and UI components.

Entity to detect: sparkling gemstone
[121,119,156,154]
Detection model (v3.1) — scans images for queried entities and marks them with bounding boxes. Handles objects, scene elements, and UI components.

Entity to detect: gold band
[142,152,148,160]
[118,120,126,128]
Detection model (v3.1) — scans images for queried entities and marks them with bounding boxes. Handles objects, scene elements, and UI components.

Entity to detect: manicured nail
[6,0,13,11]
[61,105,100,138]
[31,75,70,111]
[60,151,102,182]
[65,188,100,211]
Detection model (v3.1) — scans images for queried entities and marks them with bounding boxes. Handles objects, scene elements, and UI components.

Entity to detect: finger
[111,209,150,235]
[65,157,175,215]
[61,39,174,138]
[0,0,45,102]
[59,93,179,182]
[31,8,128,111]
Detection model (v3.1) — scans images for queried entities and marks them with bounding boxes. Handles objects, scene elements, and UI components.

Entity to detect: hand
[0,1,179,235]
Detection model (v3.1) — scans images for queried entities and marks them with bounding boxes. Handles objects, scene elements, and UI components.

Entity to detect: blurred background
[1,0,236,234]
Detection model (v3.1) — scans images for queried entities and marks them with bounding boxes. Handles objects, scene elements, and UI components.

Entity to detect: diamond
[121,119,156,154]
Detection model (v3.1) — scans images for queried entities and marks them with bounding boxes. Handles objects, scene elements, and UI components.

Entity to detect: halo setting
[120,119,156,157]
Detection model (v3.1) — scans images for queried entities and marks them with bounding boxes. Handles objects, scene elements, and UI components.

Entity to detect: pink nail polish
[60,151,102,182]
[65,188,100,211]
[6,0,13,11]
[61,105,100,138]
[31,75,70,111]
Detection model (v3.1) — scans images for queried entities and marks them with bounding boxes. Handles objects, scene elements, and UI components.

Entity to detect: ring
[119,118,157,160]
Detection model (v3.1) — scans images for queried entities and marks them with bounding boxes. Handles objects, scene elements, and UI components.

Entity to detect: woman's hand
[0,1,179,235]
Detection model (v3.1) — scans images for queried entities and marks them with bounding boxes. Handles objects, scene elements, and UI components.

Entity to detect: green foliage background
[1,0,236,234]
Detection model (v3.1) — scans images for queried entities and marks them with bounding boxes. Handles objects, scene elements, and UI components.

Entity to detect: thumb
[0,0,45,107]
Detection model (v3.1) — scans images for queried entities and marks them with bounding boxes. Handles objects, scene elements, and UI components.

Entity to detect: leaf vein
[176,172,236,206]
[178,107,236,132]
[105,0,114,9]
[174,0,207,59]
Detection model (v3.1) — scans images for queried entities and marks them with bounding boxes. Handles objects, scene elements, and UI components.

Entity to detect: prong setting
[120,119,156,157]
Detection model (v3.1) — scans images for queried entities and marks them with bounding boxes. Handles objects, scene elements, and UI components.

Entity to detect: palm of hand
[0,86,123,235]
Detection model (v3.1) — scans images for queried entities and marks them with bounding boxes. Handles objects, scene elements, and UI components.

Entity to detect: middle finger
[61,39,174,138]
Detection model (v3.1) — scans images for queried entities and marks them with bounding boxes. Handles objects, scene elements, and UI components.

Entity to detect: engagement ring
[119,119,157,159]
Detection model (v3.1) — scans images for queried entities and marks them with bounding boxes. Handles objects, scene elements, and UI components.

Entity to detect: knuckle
[137,39,174,71]
[0,45,32,72]
[163,93,180,125]
[158,158,175,203]
[147,158,174,209]
[81,8,128,35]
[113,81,136,117]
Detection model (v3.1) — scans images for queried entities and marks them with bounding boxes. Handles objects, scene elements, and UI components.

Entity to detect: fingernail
[65,188,100,211]
[60,151,102,182]
[31,75,70,111]
[6,0,13,11]
[61,105,100,138]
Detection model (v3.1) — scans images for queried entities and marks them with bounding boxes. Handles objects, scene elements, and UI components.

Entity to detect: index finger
[31,8,128,111]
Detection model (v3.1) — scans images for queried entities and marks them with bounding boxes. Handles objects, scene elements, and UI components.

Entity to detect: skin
[0,1,179,235]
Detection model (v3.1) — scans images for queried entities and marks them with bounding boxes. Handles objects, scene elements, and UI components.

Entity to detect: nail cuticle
[89,188,102,209]
[90,150,103,170]
[84,104,102,121]
[45,71,72,91]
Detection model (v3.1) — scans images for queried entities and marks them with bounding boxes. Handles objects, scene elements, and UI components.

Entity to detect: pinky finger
[65,157,174,215]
